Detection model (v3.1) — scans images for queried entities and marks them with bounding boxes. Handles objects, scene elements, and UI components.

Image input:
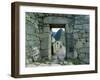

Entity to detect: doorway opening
[50,24,66,58]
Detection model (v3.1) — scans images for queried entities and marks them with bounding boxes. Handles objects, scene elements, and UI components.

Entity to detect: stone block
[44,16,68,24]
[40,49,49,59]
[83,43,89,47]
[75,15,89,20]
[82,33,89,38]
[26,39,40,47]
[40,38,49,49]
[79,47,89,53]
[43,27,50,32]
[75,40,83,49]
[73,50,78,58]
[79,53,86,59]
[34,22,39,29]
[75,18,89,24]
[26,34,40,41]
[83,24,89,30]
[26,12,36,19]
[80,39,86,43]
[39,33,49,39]
[26,41,34,46]
[83,58,89,64]
[74,25,83,29]
[73,33,79,39]
[67,52,74,59]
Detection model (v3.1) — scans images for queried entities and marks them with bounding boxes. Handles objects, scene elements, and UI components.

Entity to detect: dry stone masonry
[25,12,89,66]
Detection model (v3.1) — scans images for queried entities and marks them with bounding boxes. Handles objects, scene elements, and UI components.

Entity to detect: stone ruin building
[25,12,89,66]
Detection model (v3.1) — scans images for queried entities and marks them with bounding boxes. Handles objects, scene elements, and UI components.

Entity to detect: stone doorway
[50,24,66,61]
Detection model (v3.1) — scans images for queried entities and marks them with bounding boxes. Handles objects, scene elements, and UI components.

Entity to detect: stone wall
[73,15,89,64]
[65,16,75,59]
[26,13,51,65]
[25,12,90,65]
[25,12,40,64]
[38,17,51,61]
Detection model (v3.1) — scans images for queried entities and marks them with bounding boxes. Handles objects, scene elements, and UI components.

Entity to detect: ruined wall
[73,15,89,64]
[38,17,51,61]
[25,13,89,65]
[65,16,75,59]
[26,13,51,65]
[64,15,89,64]
[25,13,40,64]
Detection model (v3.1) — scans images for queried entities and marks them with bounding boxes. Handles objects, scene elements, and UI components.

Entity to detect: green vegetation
[68,58,81,65]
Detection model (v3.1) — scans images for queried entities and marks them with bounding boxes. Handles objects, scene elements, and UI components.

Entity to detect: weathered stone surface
[39,33,49,38]
[67,52,74,59]
[83,43,89,47]
[40,38,49,49]
[25,12,90,65]
[75,18,89,24]
[79,53,86,59]
[40,49,49,59]
[26,13,40,65]
[43,27,50,32]
[74,25,83,29]
[65,25,71,32]
[82,33,89,38]
[83,24,89,30]
[26,35,39,41]
[75,40,83,49]
[44,16,68,24]
[73,50,78,58]
[75,15,89,20]
[73,33,79,39]
[26,12,36,19]
[79,48,89,53]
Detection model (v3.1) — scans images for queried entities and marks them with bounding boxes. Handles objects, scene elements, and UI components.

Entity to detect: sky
[52,28,65,32]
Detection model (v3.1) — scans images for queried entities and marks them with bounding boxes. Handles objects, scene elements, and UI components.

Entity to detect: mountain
[51,28,66,46]
[54,29,63,41]
[51,32,56,37]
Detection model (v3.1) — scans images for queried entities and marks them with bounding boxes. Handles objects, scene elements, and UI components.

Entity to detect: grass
[68,58,81,65]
